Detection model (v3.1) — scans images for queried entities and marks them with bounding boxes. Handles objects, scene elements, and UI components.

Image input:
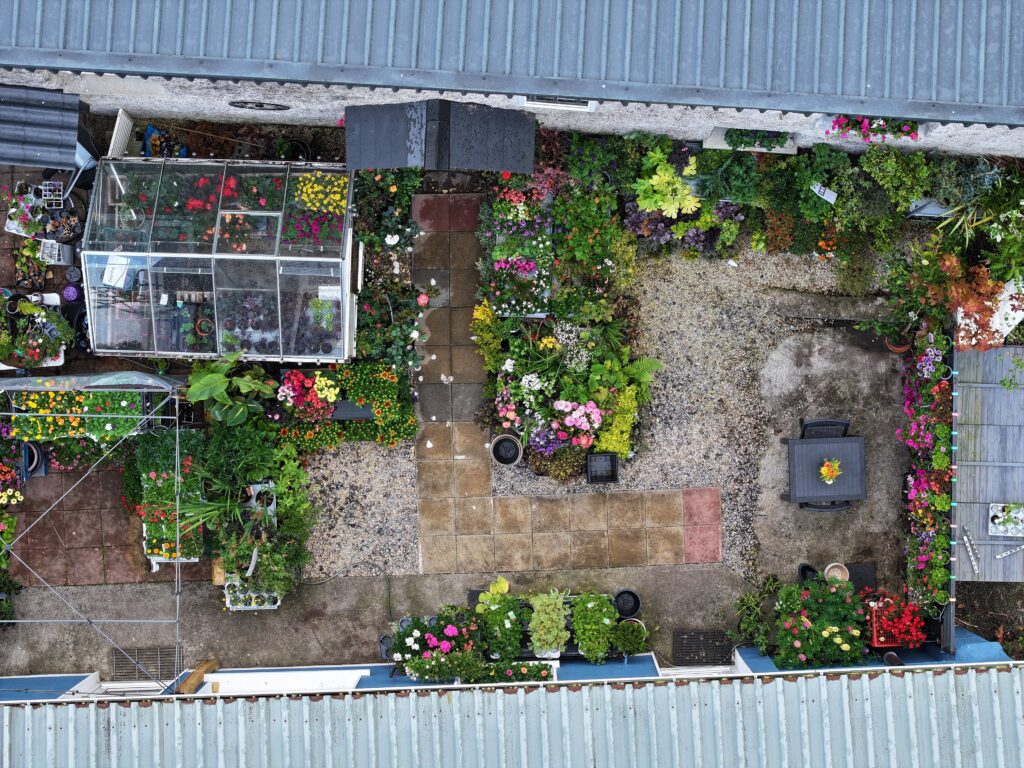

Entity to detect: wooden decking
[954,349,1024,582]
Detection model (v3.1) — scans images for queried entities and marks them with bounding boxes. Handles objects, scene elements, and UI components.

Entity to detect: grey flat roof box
[346,100,534,174]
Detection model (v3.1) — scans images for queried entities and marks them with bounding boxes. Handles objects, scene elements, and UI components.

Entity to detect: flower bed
[391,578,643,683]
[474,135,662,479]
[897,332,954,612]
[10,391,145,442]
[771,579,867,669]
[274,362,418,451]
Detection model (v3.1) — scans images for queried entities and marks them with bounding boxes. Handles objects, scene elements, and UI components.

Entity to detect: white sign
[317,285,342,302]
[810,183,838,205]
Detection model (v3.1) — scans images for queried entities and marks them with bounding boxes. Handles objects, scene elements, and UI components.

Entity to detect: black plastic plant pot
[491,434,523,466]
[586,452,619,484]
[614,589,642,619]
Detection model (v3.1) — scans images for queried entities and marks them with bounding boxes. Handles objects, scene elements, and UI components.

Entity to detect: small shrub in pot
[610,620,648,656]
[528,589,570,657]
[571,592,618,664]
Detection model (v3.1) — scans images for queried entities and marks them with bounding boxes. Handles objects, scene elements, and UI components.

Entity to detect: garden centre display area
[3,115,1024,674]
[81,159,358,361]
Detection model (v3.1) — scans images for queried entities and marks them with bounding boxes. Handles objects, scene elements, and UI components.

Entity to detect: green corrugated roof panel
[2,1,1023,126]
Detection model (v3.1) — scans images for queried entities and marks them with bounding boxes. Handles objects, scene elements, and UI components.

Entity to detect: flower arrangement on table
[771,578,867,669]
[819,458,842,484]
[861,586,927,649]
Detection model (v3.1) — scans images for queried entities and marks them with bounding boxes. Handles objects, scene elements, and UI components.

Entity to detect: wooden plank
[175,659,220,695]
[959,425,1024,463]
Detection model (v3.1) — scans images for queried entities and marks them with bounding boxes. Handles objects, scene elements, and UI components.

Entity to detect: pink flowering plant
[390,605,481,673]
[826,115,920,143]
[771,578,867,669]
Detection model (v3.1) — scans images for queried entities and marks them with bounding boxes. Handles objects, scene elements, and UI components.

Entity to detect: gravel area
[491,243,854,574]
[303,441,419,578]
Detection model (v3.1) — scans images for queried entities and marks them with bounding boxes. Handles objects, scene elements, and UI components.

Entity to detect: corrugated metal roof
[2,666,1024,767]
[0,84,80,168]
[2,0,1022,126]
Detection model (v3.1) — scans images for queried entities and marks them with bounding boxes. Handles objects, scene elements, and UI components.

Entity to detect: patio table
[786,436,866,505]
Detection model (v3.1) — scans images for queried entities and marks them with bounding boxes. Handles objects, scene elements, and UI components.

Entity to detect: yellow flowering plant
[294,171,348,215]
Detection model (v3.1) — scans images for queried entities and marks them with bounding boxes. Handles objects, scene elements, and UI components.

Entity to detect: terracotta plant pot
[884,338,913,354]
[823,562,850,581]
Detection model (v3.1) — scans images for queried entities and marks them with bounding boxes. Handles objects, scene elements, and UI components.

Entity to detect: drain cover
[111,647,183,681]
[671,630,733,666]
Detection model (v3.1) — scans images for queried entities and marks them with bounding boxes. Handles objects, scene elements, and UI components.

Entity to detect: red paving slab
[412,194,450,231]
[64,509,105,548]
[449,194,484,231]
[682,487,722,526]
[101,507,133,547]
[19,511,67,549]
[66,547,106,586]
[22,548,68,587]
[683,524,723,564]
[103,545,148,584]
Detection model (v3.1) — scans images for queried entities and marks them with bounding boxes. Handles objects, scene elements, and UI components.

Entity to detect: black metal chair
[799,500,851,512]
[799,418,850,439]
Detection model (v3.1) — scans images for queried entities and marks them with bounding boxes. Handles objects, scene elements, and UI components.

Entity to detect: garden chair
[799,500,851,512]
[799,418,850,439]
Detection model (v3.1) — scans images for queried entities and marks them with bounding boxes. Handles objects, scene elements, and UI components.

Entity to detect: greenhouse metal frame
[0,372,189,689]
[81,158,362,363]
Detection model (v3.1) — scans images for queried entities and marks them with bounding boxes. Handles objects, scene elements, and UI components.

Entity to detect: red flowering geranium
[861,586,927,648]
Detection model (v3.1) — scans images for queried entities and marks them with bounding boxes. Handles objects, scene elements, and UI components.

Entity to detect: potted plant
[861,587,926,649]
[610,619,648,660]
[475,577,528,661]
[196,317,214,337]
[527,589,570,659]
[571,592,618,664]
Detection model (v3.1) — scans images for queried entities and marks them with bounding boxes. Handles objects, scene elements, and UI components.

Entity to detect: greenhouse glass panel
[215,259,282,357]
[84,253,154,354]
[279,261,345,358]
[82,159,359,362]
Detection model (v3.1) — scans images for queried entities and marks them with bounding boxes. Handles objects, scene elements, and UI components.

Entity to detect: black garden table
[786,436,866,505]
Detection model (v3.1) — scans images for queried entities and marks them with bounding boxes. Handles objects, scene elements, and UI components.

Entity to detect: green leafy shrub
[610,620,648,655]
[0,571,22,625]
[526,446,588,481]
[527,589,571,655]
[186,352,276,426]
[479,591,529,661]
[859,145,932,211]
[771,579,867,669]
[571,592,618,664]
[729,575,782,652]
[632,146,700,217]
[696,151,759,204]
[791,144,851,223]
[594,385,638,459]
[724,128,789,152]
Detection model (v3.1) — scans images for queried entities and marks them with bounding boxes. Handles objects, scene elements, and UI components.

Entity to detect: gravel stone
[304,441,419,578]
[491,244,844,576]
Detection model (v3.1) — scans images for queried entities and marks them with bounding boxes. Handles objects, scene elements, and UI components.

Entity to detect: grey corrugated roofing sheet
[2,1,1023,126]
[2,667,1024,767]
[0,84,79,168]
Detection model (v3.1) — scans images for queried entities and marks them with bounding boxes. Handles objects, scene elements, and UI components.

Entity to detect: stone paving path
[414,421,722,574]
[409,184,724,575]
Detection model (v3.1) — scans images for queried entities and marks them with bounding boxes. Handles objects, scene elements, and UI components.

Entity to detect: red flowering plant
[771,578,867,669]
[860,586,927,648]
[276,370,335,422]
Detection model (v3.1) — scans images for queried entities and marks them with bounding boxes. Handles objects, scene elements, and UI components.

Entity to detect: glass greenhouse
[81,159,361,361]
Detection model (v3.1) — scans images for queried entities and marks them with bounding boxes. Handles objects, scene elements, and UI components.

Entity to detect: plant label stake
[995,543,1024,560]
[810,183,837,205]
[962,529,980,574]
